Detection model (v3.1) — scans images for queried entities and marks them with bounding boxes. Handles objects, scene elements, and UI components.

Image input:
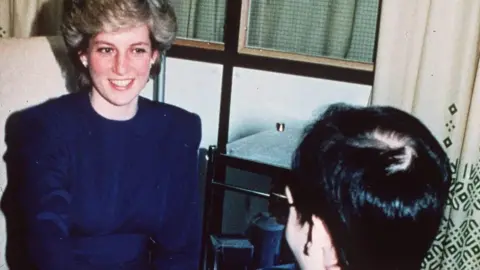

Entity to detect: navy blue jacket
[8,91,202,269]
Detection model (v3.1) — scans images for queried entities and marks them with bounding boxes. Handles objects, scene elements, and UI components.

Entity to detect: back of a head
[289,103,451,269]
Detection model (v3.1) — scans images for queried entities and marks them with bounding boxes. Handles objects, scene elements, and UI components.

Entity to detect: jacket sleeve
[16,114,74,269]
[151,112,203,270]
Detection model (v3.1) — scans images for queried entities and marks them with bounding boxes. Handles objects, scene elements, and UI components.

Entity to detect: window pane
[245,0,380,63]
[228,67,371,168]
[171,0,226,43]
[222,168,271,234]
[164,58,223,148]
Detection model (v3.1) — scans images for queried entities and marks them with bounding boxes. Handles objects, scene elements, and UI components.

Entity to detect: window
[166,0,381,172]
[166,0,382,254]
[170,0,227,48]
[170,0,380,70]
[241,0,379,69]
[168,0,381,150]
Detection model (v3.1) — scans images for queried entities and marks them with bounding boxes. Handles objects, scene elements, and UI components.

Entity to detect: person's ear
[311,215,339,267]
[79,52,88,68]
[311,215,330,244]
[150,50,160,67]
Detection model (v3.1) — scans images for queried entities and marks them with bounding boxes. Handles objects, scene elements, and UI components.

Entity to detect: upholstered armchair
[0,36,74,269]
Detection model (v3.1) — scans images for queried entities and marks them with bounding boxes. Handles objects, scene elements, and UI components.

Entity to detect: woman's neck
[89,90,138,121]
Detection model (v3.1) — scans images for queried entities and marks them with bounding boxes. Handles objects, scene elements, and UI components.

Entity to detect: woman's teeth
[110,79,133,87]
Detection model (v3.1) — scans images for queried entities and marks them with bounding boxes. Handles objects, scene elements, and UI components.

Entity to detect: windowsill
[226,128,304,169]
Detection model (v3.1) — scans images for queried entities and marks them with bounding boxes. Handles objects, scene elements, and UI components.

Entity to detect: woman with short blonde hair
[9,1,203,269]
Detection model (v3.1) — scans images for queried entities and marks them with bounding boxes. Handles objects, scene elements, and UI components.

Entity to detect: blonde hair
[61,0,177,88]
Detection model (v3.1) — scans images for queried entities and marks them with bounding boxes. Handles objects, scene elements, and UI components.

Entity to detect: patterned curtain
[372,1,480,269]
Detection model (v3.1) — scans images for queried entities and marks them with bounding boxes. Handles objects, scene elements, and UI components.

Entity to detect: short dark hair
[61,0,177,89]
[287,103,451,269]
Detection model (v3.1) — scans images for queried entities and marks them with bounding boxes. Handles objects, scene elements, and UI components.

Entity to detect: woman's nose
[113,53,128,75]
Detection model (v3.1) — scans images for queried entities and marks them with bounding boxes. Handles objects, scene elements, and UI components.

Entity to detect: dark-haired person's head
[284,103,451,270]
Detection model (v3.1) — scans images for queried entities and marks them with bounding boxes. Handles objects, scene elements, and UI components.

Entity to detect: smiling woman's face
[80,24,158,108]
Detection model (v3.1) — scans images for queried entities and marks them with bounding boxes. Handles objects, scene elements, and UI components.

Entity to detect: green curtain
[246,0,378,62]
[171,0,226,43]
[173,0,379,63]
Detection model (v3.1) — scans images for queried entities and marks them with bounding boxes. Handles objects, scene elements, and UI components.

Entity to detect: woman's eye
[133,48,147,54]
[97,47,113,54]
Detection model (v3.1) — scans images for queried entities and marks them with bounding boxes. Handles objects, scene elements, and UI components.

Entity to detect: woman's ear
[78,52,88,67]
[150,50,160,66]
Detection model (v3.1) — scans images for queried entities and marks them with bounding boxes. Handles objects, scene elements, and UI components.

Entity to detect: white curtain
[0,0,63,38]
[372,1,480,269]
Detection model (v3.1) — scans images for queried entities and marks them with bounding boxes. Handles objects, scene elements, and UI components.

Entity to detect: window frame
[167,0,381,151]
[236,0,375,71]
[164,0,382,238]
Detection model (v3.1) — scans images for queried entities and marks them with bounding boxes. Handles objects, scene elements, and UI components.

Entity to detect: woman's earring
[82,60,88,67]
